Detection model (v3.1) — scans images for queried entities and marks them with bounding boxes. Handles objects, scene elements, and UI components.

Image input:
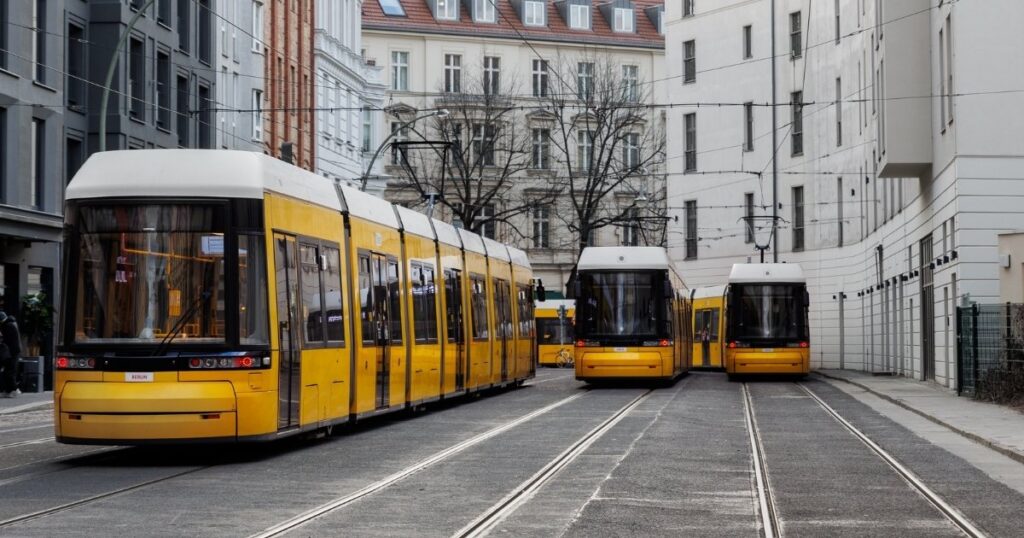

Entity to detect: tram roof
[483,237,511,262]
[338,183,400,229]
[394,205,435,239]
[458,228,487,255]
[728,263,806,283]
[576,247,671,271]
[507,246,531,268]
[66,150,343,211]
[431,218,462,249]
[535,299,574,311]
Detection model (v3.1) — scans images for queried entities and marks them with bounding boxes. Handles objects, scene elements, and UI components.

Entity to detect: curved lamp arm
[360,109,448,191]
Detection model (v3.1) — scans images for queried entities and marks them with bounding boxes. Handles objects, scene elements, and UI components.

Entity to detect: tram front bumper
[576,350,666,379]
[730,350,809,374]
[57,381,238,444]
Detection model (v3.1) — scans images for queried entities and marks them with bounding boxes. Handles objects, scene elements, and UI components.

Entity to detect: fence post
[972,303,979,396]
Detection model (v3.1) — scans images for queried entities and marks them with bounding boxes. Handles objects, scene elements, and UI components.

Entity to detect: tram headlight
[186,355,270,370]
[56,356,97,369]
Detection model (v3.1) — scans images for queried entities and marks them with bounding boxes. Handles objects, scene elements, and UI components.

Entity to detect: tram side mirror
[804,290,811,308]
[664,281,674,299]
[536,280,546,302]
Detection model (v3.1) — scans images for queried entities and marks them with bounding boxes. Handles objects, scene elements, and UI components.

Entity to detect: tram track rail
[453,389,654,538]
[797,383,988,538]
[741,383,780,538]
[249,391,589,538]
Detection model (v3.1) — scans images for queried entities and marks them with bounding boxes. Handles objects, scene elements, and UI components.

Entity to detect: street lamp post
[99,0,157,152]
[359,109,449,192]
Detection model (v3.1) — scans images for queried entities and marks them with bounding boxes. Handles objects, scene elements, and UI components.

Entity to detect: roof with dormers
[363,0,664,50]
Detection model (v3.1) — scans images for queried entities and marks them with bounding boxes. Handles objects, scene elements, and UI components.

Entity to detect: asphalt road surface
[0,369,1021,537]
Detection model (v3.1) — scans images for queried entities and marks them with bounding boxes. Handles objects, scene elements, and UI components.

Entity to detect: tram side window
[492,279,510,338]
[445,269,461,343]
[411,262,439,343]
[470,276,489,340]
[298,242,345,347]
[359,255,375,344]
[516,285,534,338]
[299,244,324,344]
[323,247,344,343]
[239,235,269,344]
[388,260,403,344]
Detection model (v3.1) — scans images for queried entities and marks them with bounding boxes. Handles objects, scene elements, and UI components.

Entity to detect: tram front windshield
[577,271,667,341]
[728,284,808,343]
[68,204,243,345]
[537,318,575,345]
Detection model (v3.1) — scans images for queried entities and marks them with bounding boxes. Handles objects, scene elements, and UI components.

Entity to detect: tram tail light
[186,356,269,370]
[660,339,671,347]
[56,356,96,369]
[576,340,600,347]
[799,341,809,348]
[728,341,738,349]
[643,339,673,347]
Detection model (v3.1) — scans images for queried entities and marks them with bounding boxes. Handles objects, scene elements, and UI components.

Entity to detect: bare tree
[539,55,668,251]
[385,68,559,240]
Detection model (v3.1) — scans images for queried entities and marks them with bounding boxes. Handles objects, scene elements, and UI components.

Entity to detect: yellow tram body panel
[461,238,493,391]
[510,252,536,380]
[536,301,574,367]
[575,346,676,380]
[691,286,725,369]
[436,241,466,397]
[725,347,810,375]
[399,225,443,407]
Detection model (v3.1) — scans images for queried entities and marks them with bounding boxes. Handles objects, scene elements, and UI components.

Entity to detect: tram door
[494,279,511,381]
[274,234,301,430]
[446,269,466,390]
[368,253,396,409]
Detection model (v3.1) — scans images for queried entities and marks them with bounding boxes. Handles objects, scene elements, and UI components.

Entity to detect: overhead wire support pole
[770,0,779,263]
[99,0,157,152]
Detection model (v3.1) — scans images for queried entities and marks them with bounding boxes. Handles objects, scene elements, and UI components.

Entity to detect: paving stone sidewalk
[818,369,1024,463]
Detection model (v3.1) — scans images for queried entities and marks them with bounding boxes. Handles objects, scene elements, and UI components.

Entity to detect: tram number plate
[761,348,774,353]
[613,347,627,353]
[125,372,154,382]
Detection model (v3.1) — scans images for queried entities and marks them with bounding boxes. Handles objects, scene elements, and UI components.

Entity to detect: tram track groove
[798,383,989,538]
[741,383,780,538]
[453,389,654,538]
[249,391,587,538]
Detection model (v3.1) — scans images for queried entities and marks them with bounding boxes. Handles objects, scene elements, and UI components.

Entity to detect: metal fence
[957,303,1024,401]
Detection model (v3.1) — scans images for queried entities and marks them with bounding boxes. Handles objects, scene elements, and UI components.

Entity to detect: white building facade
[362,0,667,292]
[216,0,265,152]
[314,0,387,192]
[665,0,1024,389]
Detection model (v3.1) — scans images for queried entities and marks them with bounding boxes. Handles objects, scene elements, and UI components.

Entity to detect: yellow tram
[535,300,575,367]
[724,263,810,376]
[54,150,536,444]
[571,247,692,383]
[691,286,726,369]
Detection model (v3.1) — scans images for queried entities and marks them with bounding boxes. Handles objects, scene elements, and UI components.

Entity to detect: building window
[743,24,752,59]
[622,65,638,102]
[177,75,190,146]
[67,23,86,109]
[474,0,495,22]
[252,1,264,51]
[577,130,593,172]
[198,83,213,148]
[791,91,803,156]
[532,59,548,97]
[31,119,44,210]
[622,132,639,170]
[198,0,212,63]
[945,15,954,125]
[129,38,145,120]
[32,0,47,83]
[684,113,696,172]
[478,204,496,239]
[524,0,544,26]
[178,0,190,52]
[790,11,802,59]
[483,56,500,95]
[532,128,550,169]
[532,205,550,248]
[252,89,263,141]
[577,62,593,100]
[683,0,694,17]
[744,192,754,243]
[792,186,804,251]
[436,0,456,20]
[444,54,461,93]
[622,208,639,246]
[66,136,85,185]
[743,102,753,151]
[835,77,842,146]
[614,8,633,32]
[939,28,946,127]
[683,40,696,83]
[157,51,171,129]
[472,124,496,166]
[392,51,408,91]
[390,122,409,164]
[837,177,844,247]
[685,200,697,259]
[362,108,372,152]
[569,4,589,29]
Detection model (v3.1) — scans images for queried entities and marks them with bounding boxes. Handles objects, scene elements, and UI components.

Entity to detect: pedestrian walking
[0,311,22,398]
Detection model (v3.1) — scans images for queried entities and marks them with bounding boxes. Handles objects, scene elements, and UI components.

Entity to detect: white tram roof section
[692,285,727,299]
[536,299,575,310]
[728,263,806,284]
[576,247,671,271]
[431,218,463,249]
[66,150,343,211]
[394,206,435,240]
[483,237,511,262]
[336,183,400,229]
[457,228,487,255]
[507,246,531,269]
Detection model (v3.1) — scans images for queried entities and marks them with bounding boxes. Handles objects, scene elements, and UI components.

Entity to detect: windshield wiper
[153,290,213,356]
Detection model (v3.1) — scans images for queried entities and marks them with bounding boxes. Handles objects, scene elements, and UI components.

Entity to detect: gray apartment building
[0,0,215,368]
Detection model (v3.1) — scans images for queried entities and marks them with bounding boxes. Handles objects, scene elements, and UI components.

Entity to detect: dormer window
[614,7,633,32]
[474,0,495,22]
[570,4,589,29]
[436,0,456,20]
[524,0,545,26]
